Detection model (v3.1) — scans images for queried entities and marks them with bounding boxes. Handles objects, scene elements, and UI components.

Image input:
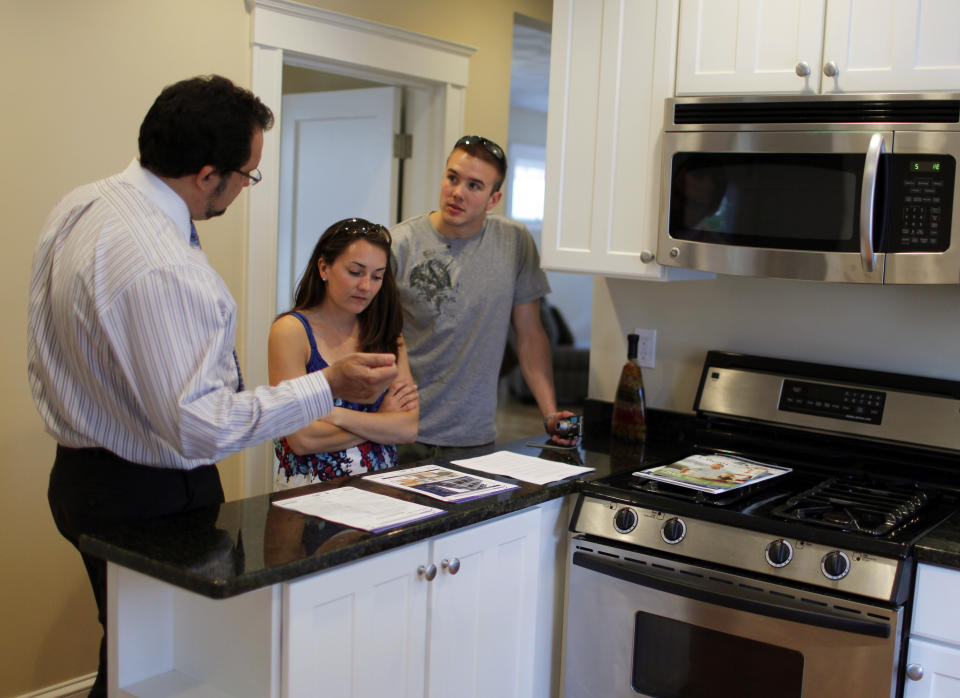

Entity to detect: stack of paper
[273,486,443,532]
[452,450,594,485]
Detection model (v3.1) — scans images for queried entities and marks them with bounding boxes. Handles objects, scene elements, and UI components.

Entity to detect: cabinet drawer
[912,564,960,644]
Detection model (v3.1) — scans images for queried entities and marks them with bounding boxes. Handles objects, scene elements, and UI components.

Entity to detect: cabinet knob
[906,663,924,681]
[823,61,839,78]
[441,558,461,575]
[417,564,437,581]
[640,249,655,264]
[795,61,811,77]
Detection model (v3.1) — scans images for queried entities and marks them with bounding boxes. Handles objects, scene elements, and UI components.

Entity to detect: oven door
[562,538,903,698]
[657,131,890,283]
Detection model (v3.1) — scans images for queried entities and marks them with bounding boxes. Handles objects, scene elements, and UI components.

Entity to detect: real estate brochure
[634,454,791,495]
[364,464,519,502]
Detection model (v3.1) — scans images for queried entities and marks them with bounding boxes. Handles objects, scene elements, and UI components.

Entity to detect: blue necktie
[190,223,245,392]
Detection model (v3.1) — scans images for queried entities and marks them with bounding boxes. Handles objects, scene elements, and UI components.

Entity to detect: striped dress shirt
[28,159,334,469]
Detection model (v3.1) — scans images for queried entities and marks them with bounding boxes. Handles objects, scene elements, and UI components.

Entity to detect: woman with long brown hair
[269,218,418,489]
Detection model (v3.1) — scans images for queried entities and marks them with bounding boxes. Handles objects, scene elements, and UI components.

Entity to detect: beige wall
[1,0,550,694]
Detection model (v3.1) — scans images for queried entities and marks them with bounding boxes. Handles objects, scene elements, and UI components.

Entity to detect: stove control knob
[613,507,638,534]
[764,539,794,568]
[821,551,851,580]
[660,517,686,545]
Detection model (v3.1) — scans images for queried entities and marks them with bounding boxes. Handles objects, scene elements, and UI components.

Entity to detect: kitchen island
[83,425,683,698]
[82,408,960,698]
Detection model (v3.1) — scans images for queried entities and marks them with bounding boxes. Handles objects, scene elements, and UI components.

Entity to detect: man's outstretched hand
[323,353,398,404]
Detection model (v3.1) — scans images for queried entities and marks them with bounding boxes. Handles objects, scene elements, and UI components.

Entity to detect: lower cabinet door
[903,638,960,698]
[282,541,430,698]
[427,508,542,698]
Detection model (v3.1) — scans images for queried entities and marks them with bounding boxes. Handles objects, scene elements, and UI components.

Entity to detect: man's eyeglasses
[455,135,506,168]
[232,168,263,185]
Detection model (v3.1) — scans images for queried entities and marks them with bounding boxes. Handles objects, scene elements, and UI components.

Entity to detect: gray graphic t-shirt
[391,213,550,446]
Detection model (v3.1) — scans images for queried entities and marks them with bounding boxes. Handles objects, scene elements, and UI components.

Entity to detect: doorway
[246,0,475,494]
[277,67,403,313]
[498,13,591,432]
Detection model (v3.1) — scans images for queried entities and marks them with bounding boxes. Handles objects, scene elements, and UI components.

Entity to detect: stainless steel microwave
[657,94,960,283]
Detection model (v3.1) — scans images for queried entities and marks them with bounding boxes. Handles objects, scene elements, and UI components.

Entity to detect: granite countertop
[80,411,686,599]
[915,511,960,569]
[79,403,960,598]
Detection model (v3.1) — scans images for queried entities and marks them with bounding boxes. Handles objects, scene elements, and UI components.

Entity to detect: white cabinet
[282,541,430,697]
[427,507,542,697]
[283,507,543,698]
[109,501,568,698]
[677,0,960,95]
[542,0,682,279]
[904,563,960,697]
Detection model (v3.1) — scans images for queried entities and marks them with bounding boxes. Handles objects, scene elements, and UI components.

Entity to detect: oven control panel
[572,496,901,602]
[779,379,885,425]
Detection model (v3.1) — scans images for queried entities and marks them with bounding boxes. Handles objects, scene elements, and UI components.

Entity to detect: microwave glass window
[669,153,866,251]
[632,611,804,697]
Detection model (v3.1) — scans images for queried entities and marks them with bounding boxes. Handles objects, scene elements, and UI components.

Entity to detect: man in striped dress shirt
[27,75,397,697]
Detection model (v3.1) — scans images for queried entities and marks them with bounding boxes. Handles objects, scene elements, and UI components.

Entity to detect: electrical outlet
[633,328,657,369]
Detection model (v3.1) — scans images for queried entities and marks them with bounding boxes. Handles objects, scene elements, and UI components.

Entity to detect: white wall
[589,274,960,411]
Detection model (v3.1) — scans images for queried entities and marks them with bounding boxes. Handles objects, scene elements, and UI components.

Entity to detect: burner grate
[772,476,931,536]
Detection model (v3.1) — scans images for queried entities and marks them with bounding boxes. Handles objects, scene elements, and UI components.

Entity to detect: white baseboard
[14,673,95,698]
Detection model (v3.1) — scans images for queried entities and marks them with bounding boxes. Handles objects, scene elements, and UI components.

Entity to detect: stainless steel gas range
[562,352,960,698]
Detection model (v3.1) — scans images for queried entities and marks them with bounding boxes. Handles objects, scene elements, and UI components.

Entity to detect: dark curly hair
[138,75,274,178]
[289,218,402,356]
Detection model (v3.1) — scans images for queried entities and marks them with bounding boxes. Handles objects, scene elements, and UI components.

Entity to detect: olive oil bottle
[611,333,647,440]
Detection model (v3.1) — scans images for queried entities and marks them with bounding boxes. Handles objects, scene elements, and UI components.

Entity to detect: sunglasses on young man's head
[455,135,506,168]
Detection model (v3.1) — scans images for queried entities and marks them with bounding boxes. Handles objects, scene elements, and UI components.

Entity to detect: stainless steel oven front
[561,538,904,698]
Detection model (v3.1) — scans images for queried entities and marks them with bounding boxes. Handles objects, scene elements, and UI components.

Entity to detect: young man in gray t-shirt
[391,136,576,460]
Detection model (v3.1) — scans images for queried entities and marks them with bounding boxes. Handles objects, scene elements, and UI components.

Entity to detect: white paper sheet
[451,450,594,485]
[365,464,519,502]
[272,486,444,532]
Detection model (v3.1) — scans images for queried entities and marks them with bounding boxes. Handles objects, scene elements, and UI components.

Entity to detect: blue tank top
[274,312,397,486]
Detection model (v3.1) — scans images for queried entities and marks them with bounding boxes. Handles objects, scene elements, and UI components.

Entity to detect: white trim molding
[13,673,95,698]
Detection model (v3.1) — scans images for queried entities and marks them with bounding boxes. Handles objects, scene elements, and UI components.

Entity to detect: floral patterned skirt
[274,437,398,490]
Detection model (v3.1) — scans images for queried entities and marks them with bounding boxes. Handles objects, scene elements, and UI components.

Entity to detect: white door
[675,0,826,95]
[822,0,960,93]
[426,508,541,698]
[282,540,430,698]
[277,87,401,313]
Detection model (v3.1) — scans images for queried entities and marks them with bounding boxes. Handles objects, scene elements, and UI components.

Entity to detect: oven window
[632,611,803,697]
[668,152,873,251]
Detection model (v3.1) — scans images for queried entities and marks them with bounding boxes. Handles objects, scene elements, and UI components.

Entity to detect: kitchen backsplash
[588,274,960,413]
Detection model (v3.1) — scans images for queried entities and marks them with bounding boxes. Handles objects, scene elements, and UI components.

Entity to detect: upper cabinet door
[676,0,827,95]
[542,0,680,279]
[822,0,960,93]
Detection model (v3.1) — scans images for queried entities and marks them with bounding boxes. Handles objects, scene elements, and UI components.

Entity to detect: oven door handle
[573,552,890,639]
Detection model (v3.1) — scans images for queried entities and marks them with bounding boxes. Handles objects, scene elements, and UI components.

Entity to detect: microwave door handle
[860,133,885,272]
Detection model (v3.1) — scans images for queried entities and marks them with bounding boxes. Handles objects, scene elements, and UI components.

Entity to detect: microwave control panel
[884,154,955,253]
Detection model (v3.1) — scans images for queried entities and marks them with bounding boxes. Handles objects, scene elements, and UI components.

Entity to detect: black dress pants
[48,446,224,697]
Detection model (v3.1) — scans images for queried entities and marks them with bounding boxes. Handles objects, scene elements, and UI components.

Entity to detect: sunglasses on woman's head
[332,218,391,244]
